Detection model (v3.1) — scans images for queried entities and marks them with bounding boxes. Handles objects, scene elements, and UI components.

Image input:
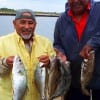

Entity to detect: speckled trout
[12,56,27,100]
[35,57,71,100]
[34,62,48,100]
[48,57,71,100]
[81,51,95,96]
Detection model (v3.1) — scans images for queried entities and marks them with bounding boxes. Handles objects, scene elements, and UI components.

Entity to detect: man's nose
[24,23,30,28]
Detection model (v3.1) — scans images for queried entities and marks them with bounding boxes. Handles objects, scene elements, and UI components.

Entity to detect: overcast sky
[0,0,100,13]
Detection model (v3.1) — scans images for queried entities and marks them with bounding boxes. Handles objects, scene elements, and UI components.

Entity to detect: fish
[12,55,27,100]
[34,62,48,100]
[81,50,95,96]
[48,56,71,100]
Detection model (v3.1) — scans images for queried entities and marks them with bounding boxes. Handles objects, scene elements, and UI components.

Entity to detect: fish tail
[81,86,90,96]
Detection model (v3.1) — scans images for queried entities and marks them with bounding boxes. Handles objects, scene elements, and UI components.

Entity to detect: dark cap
[15,9,36,21]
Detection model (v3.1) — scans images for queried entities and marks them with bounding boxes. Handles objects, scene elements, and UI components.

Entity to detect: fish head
[13,56,25,73]
[13,56,22,66]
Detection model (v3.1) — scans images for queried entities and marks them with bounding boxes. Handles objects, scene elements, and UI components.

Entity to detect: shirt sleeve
[53,19,66,54]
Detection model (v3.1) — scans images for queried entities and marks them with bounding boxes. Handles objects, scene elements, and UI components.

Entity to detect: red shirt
[68,3,90,41]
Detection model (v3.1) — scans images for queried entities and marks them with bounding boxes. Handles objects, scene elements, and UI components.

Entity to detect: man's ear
[13,20,16,29]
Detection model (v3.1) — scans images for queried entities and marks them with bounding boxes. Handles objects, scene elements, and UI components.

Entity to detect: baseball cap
[15,9,36,21]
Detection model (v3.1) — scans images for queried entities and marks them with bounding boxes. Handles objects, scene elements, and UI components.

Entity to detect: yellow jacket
[0,32,55,100]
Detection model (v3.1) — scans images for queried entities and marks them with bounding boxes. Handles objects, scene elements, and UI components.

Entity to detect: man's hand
[80,44,93,59]
[54,48,67,62]
[5,56,14,69]
[38,55,50,67]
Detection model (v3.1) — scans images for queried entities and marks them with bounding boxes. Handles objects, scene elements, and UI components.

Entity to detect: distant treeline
[0,8,15,12]
[0,8,60,17]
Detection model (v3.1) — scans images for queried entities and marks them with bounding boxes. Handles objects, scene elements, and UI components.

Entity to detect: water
[0,16,58,42]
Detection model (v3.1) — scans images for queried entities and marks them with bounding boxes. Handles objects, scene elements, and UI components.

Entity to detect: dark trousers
[92,89,100,100]
[64,87,90,100]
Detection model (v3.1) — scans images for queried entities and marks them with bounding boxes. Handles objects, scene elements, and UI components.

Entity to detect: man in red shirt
[65,0,90,100]
[53,0,100,100]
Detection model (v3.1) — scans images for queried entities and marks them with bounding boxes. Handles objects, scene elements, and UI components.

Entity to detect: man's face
[68,0,89,15]
[13,13,36,40]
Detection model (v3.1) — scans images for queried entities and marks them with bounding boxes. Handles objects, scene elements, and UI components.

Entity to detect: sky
[0,0,67,13]
[0,0,100,13]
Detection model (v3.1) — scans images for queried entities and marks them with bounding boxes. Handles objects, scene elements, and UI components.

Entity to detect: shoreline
[0,12,59,17]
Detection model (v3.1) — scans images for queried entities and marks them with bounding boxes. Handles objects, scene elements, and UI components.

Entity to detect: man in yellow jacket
[0,9,55,100]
